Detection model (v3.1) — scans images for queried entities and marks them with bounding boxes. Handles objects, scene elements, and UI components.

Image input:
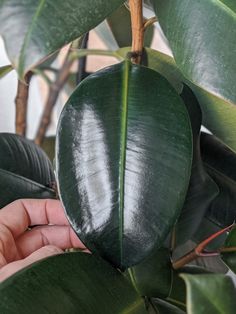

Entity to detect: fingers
[0,199,69,239]
[0,245,63,283]
[16,225,86,258]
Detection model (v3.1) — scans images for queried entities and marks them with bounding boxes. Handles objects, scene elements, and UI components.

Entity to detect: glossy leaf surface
[56,61,192,269]
[0,133,55,208]
[181,274,236,314]
[0,252,146,314]
[176,86,218,245]
[221,227,236,273]
[0,0,125,78]
[152,0,236,151]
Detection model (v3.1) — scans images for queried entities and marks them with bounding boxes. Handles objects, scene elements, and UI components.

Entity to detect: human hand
[0,199,86,282]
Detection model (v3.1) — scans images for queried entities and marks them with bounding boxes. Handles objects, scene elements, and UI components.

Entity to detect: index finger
[0,199,69,239]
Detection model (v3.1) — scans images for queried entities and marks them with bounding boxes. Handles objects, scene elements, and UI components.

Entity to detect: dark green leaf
[0,64,13,78]
[147,299,185,314]
[0,252,146,314]
[56,61,192,269]
[0,133,55,208]
[176,86,219,245]
[221,227,236,273]
[0,0,125,78]
[107,5,153,48]
[126,248,172,298]
[152,0,236,151]
[201,133,236,228]
[181,274,236,314]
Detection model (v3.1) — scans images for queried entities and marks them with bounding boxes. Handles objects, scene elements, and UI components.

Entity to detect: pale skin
[0,199,87,282]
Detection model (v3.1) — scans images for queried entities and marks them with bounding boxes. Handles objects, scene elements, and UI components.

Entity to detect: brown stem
[34,48,74,146]
[129,0,144,64]
[172,223,235,270]
[15,72,32,136]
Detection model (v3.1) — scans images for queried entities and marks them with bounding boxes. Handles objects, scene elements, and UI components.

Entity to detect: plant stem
[129,0,144,64]
[172,224,234,270]
[143,16,158,30]
[70,49,123,61]
[76,32,89,84]
[15,72,32,136]
[34,47,74,146]
[220,246,236,253]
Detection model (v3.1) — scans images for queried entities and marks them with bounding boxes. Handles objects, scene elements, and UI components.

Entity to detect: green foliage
[56,60,192,269]
[0,133,55,208]
[181,274,236,314]
[152,0,236,151]
[0,0,236,313]
[0,0,125,78]
[0,252,146,314]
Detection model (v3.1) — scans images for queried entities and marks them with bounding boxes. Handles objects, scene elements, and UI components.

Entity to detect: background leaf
[151,0,236,151]
[56,61,192,269]
[0,133,55,208]
[200,133,236,229]
[0,0,125,78]
[147,298,185,314]
[0,252,146,314]
[107,5,153,48]
[0,65,13,79]
[126,248,172,298]
[175,86,219,245]
[221,227,236,273]
[181,274,236,314]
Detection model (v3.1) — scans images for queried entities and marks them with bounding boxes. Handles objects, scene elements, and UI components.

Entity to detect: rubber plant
[0,0,236,313]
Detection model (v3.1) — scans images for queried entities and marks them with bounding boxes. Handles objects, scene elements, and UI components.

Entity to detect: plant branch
[15,72,32,136]
[220,246,236,253]
[129,0,144,64]
[70,49,123,61]
[143,16,158,30]
[34,47,74,146]
[172,224,235,270]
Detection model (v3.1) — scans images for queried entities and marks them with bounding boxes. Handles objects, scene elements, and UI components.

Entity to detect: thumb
[0,245,63,283]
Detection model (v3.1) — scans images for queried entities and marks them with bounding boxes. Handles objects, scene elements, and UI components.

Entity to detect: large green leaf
[181,274,236,314]
[152,0,236,151]
[107,5,153,48]
[0,133,55,208]
[176,86,219,245]
[0,0,125,78]
[0,252,146,314]
[56,60,192,269]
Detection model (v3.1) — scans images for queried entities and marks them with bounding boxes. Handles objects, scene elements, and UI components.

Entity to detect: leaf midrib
[18,0,46,76]
[119,60,130,265]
